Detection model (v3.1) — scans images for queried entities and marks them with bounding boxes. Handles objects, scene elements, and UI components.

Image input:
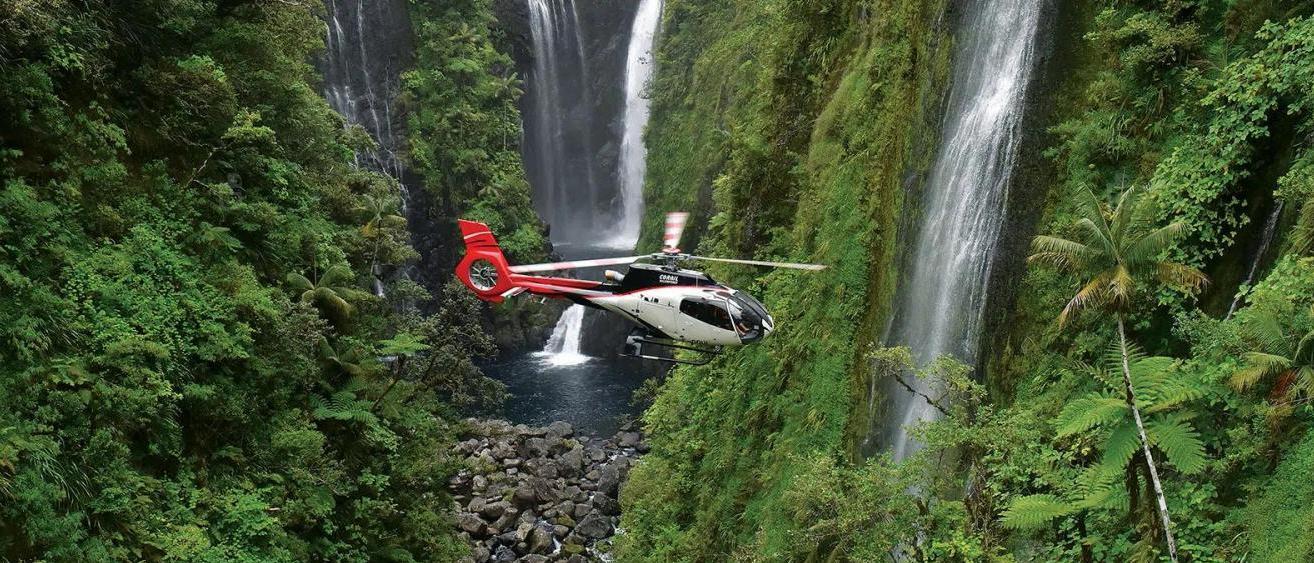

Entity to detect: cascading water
[1227,202,1285,318]
[536,305,591,366]
[321,0,411,184]
[610,0,664,248]
[873,0,1042,461]
[484,1,658,434]
[523,0,604,244]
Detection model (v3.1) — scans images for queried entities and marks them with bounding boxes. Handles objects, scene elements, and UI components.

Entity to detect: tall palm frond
[1030,186,1208,327]
[286,264,369,319]
[1232,306,1314,402]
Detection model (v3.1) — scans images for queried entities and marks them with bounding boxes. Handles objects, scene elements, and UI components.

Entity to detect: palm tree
[358,192,405,280]
[1231,305,1314,412]
[1028,186,1208,562]
[287,264,369,322]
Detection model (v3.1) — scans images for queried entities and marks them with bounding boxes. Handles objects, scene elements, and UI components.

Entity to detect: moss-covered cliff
[619,0,953,558]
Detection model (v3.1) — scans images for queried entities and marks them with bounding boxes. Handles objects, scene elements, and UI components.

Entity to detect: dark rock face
[450,418,645,562]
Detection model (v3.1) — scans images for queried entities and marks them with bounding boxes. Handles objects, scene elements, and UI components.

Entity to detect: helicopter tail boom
[455,220,608,303]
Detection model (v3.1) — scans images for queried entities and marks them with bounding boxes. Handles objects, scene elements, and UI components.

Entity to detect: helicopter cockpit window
[680,299,734,331]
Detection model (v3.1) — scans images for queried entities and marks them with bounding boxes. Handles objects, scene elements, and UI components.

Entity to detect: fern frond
[1055,395,1126,437]
[1147,414,1206,474]
[1002,494,1078,529]
[1099,421,1140,474]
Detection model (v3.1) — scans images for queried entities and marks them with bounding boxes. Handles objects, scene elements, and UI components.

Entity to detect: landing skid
[621,333,721,366]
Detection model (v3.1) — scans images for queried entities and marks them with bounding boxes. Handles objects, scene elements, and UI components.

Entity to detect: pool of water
[483,351,650,436]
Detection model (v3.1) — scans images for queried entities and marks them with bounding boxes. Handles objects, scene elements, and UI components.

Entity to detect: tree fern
[1146,414,1206,475]
[1055,394,1127,437]
[1001,494,1077,530]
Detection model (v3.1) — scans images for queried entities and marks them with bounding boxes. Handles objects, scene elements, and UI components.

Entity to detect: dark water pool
[482,350,651,436]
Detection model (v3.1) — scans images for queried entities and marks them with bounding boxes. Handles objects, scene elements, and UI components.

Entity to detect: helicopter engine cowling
[455,220,516,302]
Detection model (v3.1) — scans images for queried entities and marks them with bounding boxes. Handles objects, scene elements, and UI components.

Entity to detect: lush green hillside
[624,0,1314,561]
[0,1,535,559]
[620,0,953,558]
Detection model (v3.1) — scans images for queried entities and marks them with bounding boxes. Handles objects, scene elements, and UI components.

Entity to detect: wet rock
[459,513,488,537]
[528,525,554,554]
[546,420,574,439]
[521,555,548,563]
[596,463,621,497]
[593,494,621,516]
[617,432,641,448]
[575,514,613,539]
[553,524,569,538]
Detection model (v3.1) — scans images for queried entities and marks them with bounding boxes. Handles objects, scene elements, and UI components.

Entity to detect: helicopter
[454,212,826,365]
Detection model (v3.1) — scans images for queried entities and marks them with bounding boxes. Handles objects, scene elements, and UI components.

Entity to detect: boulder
[526,437,552,457]
[480,500,509,520]
[617,432,641,448]
[575,514,612,539]
[514,522,534,543]
[596,463,621,497]
[512,484,537,508]
[528,526,554,554]
[458,513,488,537]
[546,421,574,439]
[558,447,584,477]
[471,546,491,562]
[593,494,621,516]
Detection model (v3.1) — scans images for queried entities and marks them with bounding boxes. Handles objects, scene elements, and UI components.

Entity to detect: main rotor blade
[509,255,650,273]
[662,212,689,253]
[688,255,828,271]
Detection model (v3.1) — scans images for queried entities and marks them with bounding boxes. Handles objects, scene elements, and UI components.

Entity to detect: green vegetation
[0,0,534,559]
[624,0,1314,561]
[620,0,953,558]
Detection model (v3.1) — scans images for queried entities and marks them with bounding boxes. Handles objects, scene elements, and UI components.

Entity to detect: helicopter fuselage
[454,220,775,350]
[578,265,774,347]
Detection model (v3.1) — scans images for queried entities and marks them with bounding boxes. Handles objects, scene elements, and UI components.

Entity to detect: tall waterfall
[321,0,411,184]
[523,0,604,245]
[876,0,1042,461]
[611,0,663,248]
[537,305,591,366]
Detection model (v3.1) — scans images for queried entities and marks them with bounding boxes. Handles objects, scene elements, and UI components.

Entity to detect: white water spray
[1227,202,1284,319]
[875,0,1042,461]
[537,305,591,366]
[610,0,663,248]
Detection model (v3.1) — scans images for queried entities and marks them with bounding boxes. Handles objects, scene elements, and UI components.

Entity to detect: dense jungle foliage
[621,0,1314,561]
[0,0,536,559]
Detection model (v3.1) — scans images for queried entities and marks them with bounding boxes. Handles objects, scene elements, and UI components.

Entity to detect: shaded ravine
[872,0,1044,460]
[487,0,663,436]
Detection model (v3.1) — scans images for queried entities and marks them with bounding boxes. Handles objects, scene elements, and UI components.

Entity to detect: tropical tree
[1027,186,1209,562]
[1231,304,1314,413]
[287,264,370,322]
[358,192,406,277]
[1004,351,1207,536]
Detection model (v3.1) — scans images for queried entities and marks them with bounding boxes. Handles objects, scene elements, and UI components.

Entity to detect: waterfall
[536,305,591,366]
[610,0,664,249]
[874,0,1042,461]
[523,0,604,245]
[1227,202,1285,318]
[321,0,411,184]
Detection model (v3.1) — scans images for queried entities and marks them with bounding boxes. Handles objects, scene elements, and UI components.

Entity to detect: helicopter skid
[621,334,721,366]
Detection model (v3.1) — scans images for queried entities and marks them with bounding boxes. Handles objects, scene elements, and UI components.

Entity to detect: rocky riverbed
[449,418,646,562]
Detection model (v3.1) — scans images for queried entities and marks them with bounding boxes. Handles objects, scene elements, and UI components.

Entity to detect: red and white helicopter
[454,212,826,364]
